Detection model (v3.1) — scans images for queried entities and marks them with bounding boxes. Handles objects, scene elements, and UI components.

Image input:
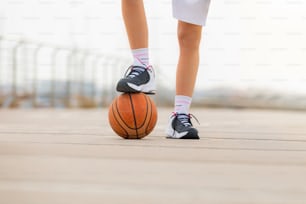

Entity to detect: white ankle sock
[174,95,192,115]
[132,48,149,67]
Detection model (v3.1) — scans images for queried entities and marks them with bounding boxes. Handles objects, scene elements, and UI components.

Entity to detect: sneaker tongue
[177,114,191,127]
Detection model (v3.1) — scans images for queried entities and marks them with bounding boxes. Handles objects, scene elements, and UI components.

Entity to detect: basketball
[108,93,158,139]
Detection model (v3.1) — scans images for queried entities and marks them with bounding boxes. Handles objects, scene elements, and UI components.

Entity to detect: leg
[166,21,203,140]
[122,0,148,49]
[176,21,202,97]
[117,0,156,94]
[167,0,210,139]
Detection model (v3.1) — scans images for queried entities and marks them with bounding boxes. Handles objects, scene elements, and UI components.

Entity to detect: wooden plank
[0,108,306,204]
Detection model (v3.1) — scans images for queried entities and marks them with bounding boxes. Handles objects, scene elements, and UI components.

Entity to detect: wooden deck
[0,108,306,204]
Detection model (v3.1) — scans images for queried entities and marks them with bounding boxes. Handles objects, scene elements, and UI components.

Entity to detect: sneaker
[116,65,156,94]
[166,113,199,139]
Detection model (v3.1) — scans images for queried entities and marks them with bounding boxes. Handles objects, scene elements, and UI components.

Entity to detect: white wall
[0,0,306,94]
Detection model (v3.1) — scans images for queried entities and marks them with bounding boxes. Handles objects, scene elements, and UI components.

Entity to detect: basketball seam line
[129,93,139,139]
[145,96,152,135]
[112,101,129,138]
[115,95,139,131]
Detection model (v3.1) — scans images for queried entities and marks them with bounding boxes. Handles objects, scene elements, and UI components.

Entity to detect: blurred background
[0,0,305,109]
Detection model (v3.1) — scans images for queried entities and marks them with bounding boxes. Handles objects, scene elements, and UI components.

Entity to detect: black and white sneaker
[166,113,199,139]
[116,65,156,94]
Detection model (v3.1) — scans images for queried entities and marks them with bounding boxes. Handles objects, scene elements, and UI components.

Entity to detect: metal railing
[1,36,305,110]
[0,35,129,108]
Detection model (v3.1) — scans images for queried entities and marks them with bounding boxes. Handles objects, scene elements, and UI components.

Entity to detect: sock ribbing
[132,48,149,67]
[174,95,192,114]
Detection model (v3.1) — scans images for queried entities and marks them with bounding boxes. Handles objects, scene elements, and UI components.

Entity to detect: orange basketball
[108,93,158,139]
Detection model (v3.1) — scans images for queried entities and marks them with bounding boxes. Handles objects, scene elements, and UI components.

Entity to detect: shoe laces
[173,112,200,127]
[124,65,152,79]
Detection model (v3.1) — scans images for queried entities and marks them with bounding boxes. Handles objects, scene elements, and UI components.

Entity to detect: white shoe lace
[172,112,200,127]
[124,65,153,79]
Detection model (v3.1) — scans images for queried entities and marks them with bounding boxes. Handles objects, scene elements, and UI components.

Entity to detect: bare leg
[117,0,155,94]
[121,0,148,49]
[176,21,203,97]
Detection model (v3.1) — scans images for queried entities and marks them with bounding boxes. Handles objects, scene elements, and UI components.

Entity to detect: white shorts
[172,0,211,26]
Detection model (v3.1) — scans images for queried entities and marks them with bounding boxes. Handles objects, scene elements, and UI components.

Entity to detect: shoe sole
[166,129,200,140]
[116,82,156,95]
[166,135,200,140]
